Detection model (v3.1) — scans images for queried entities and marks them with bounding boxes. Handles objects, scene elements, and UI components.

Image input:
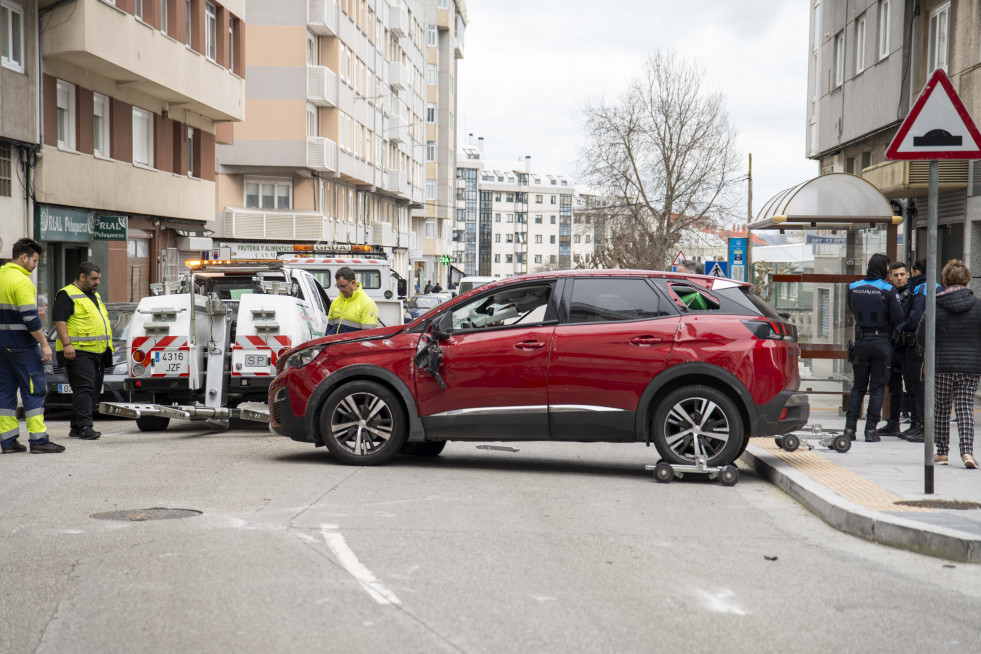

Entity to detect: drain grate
[894,500,981,510]
[91,508,203,521]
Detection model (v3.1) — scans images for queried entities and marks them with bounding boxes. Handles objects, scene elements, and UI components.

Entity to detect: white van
[456,276,497,296]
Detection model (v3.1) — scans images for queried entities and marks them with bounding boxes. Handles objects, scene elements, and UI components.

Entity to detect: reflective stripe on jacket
[0,263,42,348]
[56,284,114,354]
[327,283,379,334]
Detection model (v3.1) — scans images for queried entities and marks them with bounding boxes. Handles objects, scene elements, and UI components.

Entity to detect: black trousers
[846,336,892,429]
[64,350,105,432]
[885,347,904,423]
[901,346,925,429]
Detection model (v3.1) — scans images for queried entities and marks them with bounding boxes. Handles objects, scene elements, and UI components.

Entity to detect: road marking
[321,524,401,605]
[696,589,746,615]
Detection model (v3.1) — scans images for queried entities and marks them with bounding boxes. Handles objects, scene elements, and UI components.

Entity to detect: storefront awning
[749,173,902,231]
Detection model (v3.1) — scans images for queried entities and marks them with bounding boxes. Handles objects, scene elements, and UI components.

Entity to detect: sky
[455,0,815,224]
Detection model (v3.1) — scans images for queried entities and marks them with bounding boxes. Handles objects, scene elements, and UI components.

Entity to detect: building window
[1,0,24,72]
[427,63,437,85]
[833,31,844,87]
[426,179,437,200]
[534,234,542,244]
[535,194,543,203]
[550,195,556,204]
[229,20,235,71]
[878,1,889,59]
[426,103,436,123]
[494,234,500,243]
[506,234,513,243]
[534,254,542,264]
[494,193,501,202]
[93,93,110,158]
[134,0,143,20]
[494,253,500,263]
[185,0,192,47]
[494,213,501,222]
[427,24,437,47]
[245,179,292,210]
[132,107,153,167]
[550,235,555,244]
[426,141,436,162]
[535,215,542,223]
[574,234,581,244]
[187,126,195,176]
[205,2,217,61]
[855,15,866,73]
[506,254,513,263]
[437,0,448,7]
[161,0,168,34]
[56,80,76,150]
[928,2,950,73]
[585,234,591,243]
[425,219,436,238]
[550,215,556,224]
[0,141,10,197]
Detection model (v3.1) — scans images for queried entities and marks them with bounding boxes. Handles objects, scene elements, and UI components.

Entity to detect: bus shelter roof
[748,173,902,231]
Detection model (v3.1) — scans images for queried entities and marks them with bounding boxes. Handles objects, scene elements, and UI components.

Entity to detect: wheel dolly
[774,423,851,453]
[645,432,740,486]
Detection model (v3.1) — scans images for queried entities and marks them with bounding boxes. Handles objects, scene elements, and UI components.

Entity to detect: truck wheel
[320,381,407,465]
[651,385,743,467]
[400,441,447,456]
[136,416,171,432]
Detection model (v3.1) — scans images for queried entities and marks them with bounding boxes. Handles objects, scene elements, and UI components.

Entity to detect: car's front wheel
[136,415,170,432]
[651,386,743,467]
[319,381,407,465]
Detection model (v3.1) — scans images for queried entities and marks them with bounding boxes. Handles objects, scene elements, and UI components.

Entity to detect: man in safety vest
[53,262,113,440]
[0,238,62,454]
[328,266,379,334]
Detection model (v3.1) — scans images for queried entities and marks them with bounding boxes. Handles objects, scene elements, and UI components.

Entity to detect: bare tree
[578,51,742,270]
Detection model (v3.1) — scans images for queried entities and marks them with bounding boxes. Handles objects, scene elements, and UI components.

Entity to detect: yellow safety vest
[56,284,114,354]
[327,283,379,334]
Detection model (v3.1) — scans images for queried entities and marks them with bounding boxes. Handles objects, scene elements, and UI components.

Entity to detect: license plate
[245,354,269,367]
[58,383,72,394]
[152,350,188,373]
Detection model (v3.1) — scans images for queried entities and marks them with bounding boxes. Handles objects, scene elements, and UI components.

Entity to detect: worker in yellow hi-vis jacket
[0,238,63,454]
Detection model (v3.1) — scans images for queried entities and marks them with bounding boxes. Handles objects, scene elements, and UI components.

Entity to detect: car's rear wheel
[136,415,170,432]
[320,381,407,465]
[399,441,447,456]
[651,385,743,467]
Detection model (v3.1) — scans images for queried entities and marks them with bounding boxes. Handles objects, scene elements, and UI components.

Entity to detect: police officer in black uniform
[896,258,939,442]
[845,253,905,442]
[875,261,911,437]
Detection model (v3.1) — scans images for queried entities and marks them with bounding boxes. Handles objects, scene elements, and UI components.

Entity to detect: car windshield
[108,307,135,340]
[409,297,440,309]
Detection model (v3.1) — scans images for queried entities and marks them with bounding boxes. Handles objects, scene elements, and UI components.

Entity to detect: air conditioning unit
[371,222,394,247]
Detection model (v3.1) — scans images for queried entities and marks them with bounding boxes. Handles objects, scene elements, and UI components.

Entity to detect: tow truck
[277,245,409,326]
[99,259,330,431]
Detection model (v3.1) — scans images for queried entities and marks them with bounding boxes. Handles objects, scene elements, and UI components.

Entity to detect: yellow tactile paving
[751,437,932,513]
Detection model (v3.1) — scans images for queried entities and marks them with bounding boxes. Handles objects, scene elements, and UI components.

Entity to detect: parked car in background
[270,270,809,468]
[44,303,138,411]
[406,294,450,320]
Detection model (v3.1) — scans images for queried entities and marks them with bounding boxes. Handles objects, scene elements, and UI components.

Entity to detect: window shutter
[133,110,148,165]
[57,82,68,108]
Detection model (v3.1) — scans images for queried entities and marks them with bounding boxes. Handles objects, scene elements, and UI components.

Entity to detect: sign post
[886,69,981,494]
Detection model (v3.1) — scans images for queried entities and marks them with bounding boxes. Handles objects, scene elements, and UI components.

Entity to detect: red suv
[270,271,808,467]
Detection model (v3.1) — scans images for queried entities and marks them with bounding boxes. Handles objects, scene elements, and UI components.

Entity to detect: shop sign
[94,215,128,241]
[36,206,93,243]
[213,241,294,259]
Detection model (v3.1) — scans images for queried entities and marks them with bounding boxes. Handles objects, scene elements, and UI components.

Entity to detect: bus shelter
[747,173,902,409]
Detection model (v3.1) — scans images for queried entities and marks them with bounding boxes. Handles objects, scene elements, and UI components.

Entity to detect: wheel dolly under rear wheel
[646,432,740,486]
[775,423,851,453]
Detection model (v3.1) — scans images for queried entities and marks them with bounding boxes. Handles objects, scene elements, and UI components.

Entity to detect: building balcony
[387,1,408,37]
[392,171,409,198]
[224,208,329,241]
[306,66,338,107]
[307,0,339,36]
[389,60,408,90]
[41,0,244,122]
[386,115,408,143]
[306,137,338,172]
[862,160,969,199]
[412,185,424,204]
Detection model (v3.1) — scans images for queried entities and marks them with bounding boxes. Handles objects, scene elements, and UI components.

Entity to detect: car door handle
[514,340,546,350]
[629,336,663,346]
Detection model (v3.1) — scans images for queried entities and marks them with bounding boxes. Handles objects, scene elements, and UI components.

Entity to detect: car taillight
[741,319,798,342]
[278,348,289,358]
[133,350,146,363]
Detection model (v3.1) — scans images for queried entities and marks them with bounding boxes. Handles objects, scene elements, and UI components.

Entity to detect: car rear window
[667,283,721,311]
[720,286,783,319]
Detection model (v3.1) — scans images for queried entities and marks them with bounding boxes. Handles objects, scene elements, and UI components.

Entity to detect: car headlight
[279,344,327,373]
[113,362,128,375]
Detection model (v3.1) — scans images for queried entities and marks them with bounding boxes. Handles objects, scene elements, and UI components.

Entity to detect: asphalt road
[2,415,980,653]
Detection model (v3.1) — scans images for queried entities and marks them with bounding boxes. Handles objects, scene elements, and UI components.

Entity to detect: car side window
[668,283,721,311]
[450,284,552,331]
[567,278,667,323]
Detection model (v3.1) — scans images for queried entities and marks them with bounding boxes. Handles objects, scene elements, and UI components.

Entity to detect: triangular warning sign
[708,262,725,277]
[672,250,686,266]
[886,69,981,160]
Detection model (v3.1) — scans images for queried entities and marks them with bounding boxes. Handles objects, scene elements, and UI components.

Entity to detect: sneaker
[30,441,66,454]
[77,428,100,441]
[934,455,949,465]
[875,421,901,437]
[963,454,978,469]
[1,440,27,454]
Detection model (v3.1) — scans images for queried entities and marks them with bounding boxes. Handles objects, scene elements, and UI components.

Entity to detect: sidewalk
[741,403,981,563]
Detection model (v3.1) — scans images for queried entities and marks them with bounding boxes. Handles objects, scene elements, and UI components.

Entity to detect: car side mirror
[778,312,791,320]
[397,279,408,298]
[430,312,452,340]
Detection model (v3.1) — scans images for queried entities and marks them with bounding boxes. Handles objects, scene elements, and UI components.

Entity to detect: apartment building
[455,140,575,278]
[215,0,466,290]
[25,0,246,318]
[807,0,981,269]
